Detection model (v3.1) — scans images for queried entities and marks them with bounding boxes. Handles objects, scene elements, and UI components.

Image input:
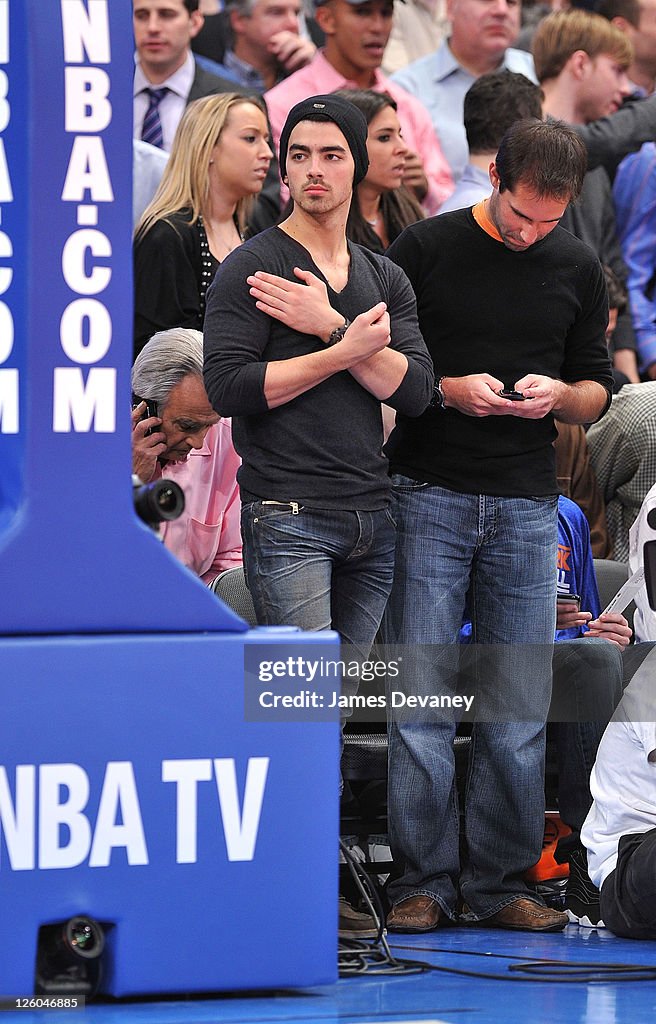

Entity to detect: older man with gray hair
[131,327,242,585]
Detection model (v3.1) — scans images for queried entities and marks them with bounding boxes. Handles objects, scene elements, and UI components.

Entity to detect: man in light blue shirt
[392,0,536,181]
[439,68,540,212]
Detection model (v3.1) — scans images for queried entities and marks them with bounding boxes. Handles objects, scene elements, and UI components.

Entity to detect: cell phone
[131,393,159,436]
[602,567,644,616]
[498,389,526,401]
[557,593,581,609]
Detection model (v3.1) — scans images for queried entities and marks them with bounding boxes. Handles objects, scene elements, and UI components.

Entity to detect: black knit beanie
[278,94,369,185]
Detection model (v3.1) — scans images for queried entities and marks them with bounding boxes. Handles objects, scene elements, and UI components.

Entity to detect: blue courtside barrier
[0,1,339,996]
[0,0,243,633]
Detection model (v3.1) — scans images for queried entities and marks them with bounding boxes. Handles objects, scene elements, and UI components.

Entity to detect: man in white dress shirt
[582,646,656,938]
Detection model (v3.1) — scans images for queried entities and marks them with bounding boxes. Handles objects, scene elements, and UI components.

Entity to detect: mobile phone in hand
[131,394,159,436]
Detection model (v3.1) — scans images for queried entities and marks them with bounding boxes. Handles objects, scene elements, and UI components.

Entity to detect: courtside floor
[12,925,656,1024]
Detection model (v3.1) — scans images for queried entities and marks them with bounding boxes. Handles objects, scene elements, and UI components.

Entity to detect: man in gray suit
[133,0,280,227]
[133,0,241,151]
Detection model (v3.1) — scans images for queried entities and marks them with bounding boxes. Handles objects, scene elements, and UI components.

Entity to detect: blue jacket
[614,143,656,373]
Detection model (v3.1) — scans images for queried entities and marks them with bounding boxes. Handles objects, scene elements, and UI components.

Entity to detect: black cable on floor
[338,852,656,983]
[338,841,426,977]
[389,943,656,983]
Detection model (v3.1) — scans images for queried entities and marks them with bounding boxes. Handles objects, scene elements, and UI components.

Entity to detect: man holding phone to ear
[131,327,243,585]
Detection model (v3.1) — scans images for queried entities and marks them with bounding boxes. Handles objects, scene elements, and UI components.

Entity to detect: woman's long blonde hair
[135,92,268,240]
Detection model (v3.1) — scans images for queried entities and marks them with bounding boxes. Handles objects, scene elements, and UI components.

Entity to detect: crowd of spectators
[130,0,656,940]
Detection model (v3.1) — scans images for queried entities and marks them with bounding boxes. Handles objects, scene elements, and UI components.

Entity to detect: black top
[385,208,614,498]
[133,209,219,357]
[560,166,635,354]
[203,226,434,509]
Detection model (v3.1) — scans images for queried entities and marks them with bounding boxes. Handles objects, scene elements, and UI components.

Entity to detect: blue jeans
[241,501,396,657]
[382,477,558,919]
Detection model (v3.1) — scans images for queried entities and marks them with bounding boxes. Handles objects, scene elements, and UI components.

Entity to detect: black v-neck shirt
[203,227,433,509]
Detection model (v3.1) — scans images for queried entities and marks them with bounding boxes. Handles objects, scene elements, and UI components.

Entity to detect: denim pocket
[384,506,398,528]
[390,474,432,492]
[526,494,559,506]
[249,500,305,524]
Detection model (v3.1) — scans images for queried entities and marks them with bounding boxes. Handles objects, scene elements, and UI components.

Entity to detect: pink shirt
[264,50,454,215]
[159,418,242,585]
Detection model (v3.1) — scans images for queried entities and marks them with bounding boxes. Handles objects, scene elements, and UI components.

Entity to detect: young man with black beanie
[202,94,433,936]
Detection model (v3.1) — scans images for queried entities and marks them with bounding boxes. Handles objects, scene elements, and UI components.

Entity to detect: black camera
[133,478,185,528]
[35,916,106,997]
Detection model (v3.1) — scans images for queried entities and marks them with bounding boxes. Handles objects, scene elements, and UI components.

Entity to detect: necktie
[141,87,168,149]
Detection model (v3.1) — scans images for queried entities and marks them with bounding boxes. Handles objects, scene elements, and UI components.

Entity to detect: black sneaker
[565,846,605,928]
[529,875,569,911]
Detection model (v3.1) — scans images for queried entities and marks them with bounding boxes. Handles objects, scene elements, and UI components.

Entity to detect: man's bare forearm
[349,349,408,401]
[552,379,610,424]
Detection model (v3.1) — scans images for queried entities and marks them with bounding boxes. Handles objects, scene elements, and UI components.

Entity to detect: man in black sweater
[382,118,614,935]
[203,94,433,935]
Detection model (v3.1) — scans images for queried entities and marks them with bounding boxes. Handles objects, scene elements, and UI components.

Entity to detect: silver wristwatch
[430,375,446,409]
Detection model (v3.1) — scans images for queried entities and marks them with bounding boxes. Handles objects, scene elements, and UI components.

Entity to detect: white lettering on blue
[0,7,15,432]
[55,0,115,433]
[0,758,268,870]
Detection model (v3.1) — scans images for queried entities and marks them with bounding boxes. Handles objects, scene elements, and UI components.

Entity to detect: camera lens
[133,479,185,527]
[155,485,182,517]
[64,917,105,959]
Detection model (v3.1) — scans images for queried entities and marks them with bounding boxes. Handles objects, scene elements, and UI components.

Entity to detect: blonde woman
[134,92,272,356]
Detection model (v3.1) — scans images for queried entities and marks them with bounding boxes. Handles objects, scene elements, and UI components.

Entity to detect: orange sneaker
[524,812,571,883]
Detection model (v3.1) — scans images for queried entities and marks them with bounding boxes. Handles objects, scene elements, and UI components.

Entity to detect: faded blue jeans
[382,477,558,920]
[240,501,396,657]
